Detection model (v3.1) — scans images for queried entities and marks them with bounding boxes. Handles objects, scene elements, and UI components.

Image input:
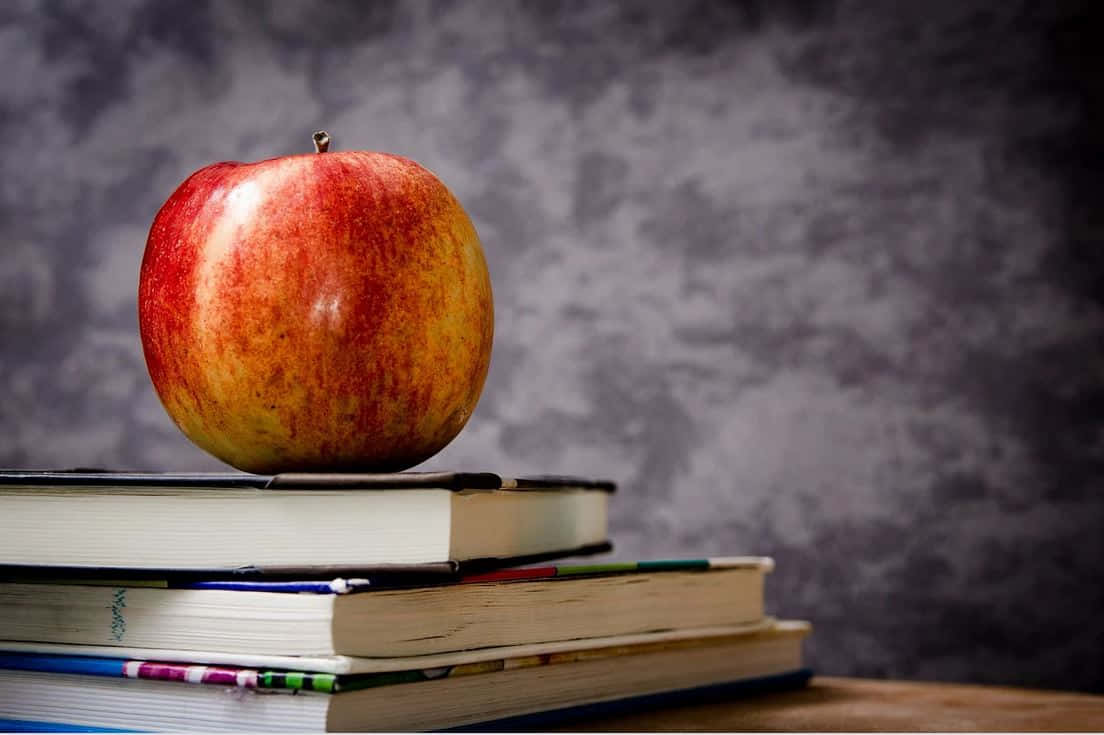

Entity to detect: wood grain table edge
[552,676,1104,732]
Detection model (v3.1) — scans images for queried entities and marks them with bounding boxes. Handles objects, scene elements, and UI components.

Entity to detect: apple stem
[313,131,331,154]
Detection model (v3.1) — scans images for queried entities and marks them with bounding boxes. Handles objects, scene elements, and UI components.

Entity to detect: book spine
[0,718,136,733]
[254,670,337,693]
[122,661,253,688]
[0,653,337,693]
[461,559,717,583]
[0,654,124,677]
[180,579,367,593]
[460,566,560,583]
[121,662,337,693]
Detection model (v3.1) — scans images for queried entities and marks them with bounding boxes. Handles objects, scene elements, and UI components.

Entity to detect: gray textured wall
[1,0,1102,692]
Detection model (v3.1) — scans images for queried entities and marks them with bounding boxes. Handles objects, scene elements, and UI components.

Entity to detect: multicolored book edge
[0,669,814,733]
[0,621,806,695]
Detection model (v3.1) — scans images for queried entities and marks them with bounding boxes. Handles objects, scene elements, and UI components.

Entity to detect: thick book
[0,558,772,656]
[0,470,613,573]
[0,622,811,731]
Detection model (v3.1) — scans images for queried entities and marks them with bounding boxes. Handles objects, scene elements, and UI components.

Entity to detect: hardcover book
[0,558,772,656]
[0,621,812,732]
[0,470,613,573]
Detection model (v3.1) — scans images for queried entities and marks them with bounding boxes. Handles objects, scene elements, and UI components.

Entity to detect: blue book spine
[181,580,340,593]
[0,654,124,678]
[0,720,136,733]
[179,577,372,593]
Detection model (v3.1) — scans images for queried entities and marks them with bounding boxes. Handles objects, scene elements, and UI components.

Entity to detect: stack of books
[0,469,811,731]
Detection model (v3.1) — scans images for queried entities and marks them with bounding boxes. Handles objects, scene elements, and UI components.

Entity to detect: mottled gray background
[1,0,1102,693]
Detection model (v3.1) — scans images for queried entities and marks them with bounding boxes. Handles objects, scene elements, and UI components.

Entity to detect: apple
[138,132,494,473]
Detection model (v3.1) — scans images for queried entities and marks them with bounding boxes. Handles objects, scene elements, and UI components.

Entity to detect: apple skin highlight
[138,147,494,473]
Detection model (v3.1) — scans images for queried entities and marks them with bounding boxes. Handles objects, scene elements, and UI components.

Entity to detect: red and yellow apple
[138,133,493,473]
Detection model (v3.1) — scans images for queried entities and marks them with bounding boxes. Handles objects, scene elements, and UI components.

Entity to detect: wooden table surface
[554,676,1104,732]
